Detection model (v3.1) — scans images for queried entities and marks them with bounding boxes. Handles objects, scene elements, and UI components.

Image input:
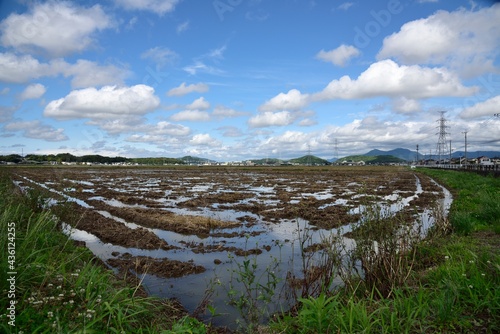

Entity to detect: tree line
[0,153,185,165]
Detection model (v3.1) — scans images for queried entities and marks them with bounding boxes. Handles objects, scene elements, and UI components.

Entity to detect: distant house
[478,156,494,166]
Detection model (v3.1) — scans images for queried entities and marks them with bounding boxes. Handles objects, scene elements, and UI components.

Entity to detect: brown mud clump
[108,253,206,278]
[58,203,176,251]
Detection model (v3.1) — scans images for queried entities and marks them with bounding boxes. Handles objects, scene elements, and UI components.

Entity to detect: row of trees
[0,153,189,165]
[1,153,127,164]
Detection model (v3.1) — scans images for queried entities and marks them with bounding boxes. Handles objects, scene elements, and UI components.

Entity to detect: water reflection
[20,170,452,329]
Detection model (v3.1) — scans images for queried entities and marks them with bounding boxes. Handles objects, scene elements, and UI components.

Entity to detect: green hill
[288,155,330,165]
[338,155,405,164]
[180,156,216,164]
[251,158,284,165]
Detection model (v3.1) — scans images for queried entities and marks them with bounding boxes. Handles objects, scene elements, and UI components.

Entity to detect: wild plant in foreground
[344,202,425,298]
[225,237,282,333]
[286,219,343,303]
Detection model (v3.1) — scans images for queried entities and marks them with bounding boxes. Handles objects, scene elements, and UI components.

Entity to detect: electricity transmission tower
[435,111,450,164]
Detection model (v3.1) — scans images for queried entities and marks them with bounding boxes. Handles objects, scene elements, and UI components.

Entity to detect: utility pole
[334,139,339,162]
[416,144,419,165]
[449,140,452,167]
[462,131,468,166]
[307,144,311,166]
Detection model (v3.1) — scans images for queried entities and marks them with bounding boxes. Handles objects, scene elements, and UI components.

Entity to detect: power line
[462,130,468,165]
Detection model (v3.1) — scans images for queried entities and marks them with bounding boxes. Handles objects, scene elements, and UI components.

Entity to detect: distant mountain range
[2,148,499,165]
[360,148,500,161]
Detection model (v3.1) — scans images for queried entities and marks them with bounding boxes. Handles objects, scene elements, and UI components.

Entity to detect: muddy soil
[107,253,205,278]
[11,166,446,279]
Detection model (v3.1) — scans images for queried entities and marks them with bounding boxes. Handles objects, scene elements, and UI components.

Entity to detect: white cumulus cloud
[259,89,310,112]
[378,5,500,77]
[212,105,247,118]
[170,110,210,122]
[185,97,210,111]
[0,53,49,83]
[19,83,46,100]
[0,53,128,88]
[0,2,113,57]
[44,85,160,120]
[167,82,209,96]
[190,133,221,146]
[313,59,478,101]
[4,120,68,141]
[460,95,500,119]
[93,118,191,138]
[391,97,422,114]
[56,59,129,88]
[114,0,180,15]
[248,111,296,128]
[316,44,360,67]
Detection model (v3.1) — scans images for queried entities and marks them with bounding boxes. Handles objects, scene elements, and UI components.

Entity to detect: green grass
[0,170,186,333]
[419,169,500,234]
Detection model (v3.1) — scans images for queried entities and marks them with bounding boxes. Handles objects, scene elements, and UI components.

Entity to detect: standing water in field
[12,167,451,329]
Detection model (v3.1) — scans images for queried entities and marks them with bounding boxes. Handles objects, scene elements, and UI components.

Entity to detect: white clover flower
[468,285,473,289]
[444,256,449,260]
[47,311,53,318]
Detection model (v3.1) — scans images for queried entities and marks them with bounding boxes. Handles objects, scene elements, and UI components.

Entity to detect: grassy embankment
[0,169,198,333]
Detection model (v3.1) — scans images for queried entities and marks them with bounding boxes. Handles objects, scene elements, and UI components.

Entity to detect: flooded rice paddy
[12,166,451,328]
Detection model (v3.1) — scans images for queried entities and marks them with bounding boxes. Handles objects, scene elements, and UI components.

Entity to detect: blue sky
[0,0,499,161]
